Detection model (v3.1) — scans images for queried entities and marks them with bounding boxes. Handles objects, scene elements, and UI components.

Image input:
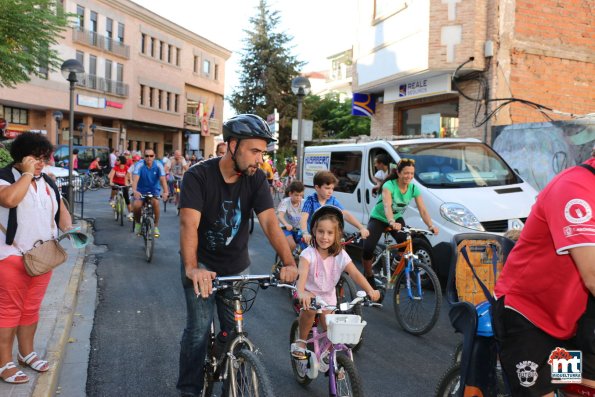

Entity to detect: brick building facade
[0,0,230,158]
[352,0,594,141]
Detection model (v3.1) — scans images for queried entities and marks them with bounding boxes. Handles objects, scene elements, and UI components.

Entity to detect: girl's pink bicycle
[288,291,381,397]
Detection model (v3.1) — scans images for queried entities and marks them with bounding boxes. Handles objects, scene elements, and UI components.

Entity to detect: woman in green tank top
[362,159,439,287]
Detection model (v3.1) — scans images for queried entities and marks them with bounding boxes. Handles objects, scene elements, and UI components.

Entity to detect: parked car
[303,137,539,279]
[53,145,109,171]
[43,165,81,190]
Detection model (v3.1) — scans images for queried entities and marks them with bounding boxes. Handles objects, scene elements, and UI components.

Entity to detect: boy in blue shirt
[300,171,369,244]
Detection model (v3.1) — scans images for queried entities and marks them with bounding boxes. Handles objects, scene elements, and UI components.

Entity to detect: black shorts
[493,297,595,396]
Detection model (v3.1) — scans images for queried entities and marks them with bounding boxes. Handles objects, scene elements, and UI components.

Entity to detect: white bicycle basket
[325,314,366,344]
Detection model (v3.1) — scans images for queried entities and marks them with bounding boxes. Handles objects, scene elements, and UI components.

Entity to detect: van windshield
[395,142,521,188]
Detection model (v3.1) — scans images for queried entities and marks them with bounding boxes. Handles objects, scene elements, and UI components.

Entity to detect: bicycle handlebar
[342,232,362,245]
[211,273,295,292]
[299,292,382,312]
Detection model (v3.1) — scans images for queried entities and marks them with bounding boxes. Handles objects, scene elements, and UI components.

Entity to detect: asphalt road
[82,189,459,397]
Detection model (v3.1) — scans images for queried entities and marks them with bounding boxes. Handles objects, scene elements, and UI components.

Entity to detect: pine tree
[0,0,70,87]
[229,0,304,151]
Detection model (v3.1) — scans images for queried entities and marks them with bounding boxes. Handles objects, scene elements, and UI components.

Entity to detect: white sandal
[18,352,49,373]
[290,339,308,359]
[0,361,29,384]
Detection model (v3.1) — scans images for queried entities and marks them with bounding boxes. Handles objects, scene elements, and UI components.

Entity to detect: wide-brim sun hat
[309,205,344,232]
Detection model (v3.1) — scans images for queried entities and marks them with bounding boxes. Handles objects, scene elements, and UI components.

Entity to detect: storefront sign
[0,118,6,130]
[106,100,123,109]
[77,94,106,109]
[303,152,330,186]
[384,74,453,103]
[3,124,27,139]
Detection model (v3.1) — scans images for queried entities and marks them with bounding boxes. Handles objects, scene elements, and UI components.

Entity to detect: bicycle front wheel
[113,202,119,221]
[225,349,275,397]
[435,363,461,397]
[336,272,364,351]
[144,217,154,262]
[118,196,125,226]
[393,260,442,335]
[335,354,364,397]
[289,319,314,385]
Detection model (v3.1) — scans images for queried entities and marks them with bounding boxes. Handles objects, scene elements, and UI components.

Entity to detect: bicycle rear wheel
[225,349,275,397]
[334,354,364,397]
[89,176,99,191]
[143,217,154,262]
[393,260,442,335]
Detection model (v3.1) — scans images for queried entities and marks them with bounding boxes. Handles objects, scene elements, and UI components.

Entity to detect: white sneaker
[127,213,134,221]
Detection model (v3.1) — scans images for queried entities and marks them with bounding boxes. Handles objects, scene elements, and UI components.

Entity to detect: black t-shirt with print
[179,157,273,275]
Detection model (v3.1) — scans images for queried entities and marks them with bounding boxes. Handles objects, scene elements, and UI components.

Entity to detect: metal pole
[67,73,76,220]
[296,94,304,181]
[55,120,60,146]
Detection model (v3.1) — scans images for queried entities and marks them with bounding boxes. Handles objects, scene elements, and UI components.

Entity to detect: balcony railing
[72,28,130,59]
[184,114,221,135]
[76,74,129,97]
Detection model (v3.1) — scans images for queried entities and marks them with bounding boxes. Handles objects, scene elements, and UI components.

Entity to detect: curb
[31,221,90,397]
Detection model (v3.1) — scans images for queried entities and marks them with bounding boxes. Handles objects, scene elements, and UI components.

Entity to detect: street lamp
[61,59,84,219]
[52,111,63,146]
[291,76,311,181]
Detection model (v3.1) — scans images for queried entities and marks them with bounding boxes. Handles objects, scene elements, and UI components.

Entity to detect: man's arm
[258,208,298,282]
[131,174,140,198]
[570,246,595,296]
[180,208,215,298]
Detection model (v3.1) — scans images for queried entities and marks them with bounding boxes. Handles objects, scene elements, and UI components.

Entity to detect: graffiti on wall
[492,119,595,191]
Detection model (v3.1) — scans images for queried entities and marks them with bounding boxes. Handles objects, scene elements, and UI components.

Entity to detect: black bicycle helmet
[309,205,344,232]
[222,114,276,143]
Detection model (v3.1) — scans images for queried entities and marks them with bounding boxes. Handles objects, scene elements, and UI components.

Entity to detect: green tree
[228,0,304,151]
[0,0,70,87]
[308,95,370,139]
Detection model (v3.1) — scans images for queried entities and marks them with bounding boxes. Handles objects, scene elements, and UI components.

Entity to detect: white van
[302,138,538,278]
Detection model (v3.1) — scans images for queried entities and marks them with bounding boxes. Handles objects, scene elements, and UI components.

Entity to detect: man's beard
[232,157,257,176]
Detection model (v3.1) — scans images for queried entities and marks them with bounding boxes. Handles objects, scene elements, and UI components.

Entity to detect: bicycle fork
[403,254,423,300]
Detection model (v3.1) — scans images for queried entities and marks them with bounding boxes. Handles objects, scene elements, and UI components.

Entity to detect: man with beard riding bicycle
[176,114,298,397]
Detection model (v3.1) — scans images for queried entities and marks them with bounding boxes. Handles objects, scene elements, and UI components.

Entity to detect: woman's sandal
[18,352,49,373]
[0,361,29,384]
[290,339,308,360]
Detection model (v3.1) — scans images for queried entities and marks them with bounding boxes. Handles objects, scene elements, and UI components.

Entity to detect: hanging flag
[201,102,209,136]
[352,93,375,117]
[209,106,215,119]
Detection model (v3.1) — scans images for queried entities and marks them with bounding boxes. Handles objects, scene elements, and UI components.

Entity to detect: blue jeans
[176,263,239,396]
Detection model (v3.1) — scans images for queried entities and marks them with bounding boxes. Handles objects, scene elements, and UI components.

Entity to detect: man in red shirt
[280,157,296,183]
[493,157,595,396]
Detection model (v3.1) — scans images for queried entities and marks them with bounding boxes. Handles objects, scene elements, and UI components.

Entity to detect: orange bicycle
[371,226,442,335]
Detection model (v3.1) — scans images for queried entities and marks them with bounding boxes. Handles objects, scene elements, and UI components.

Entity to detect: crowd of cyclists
[52,113,595,396]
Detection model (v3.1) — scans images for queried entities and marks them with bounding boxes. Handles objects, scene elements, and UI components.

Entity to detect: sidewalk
[0,220,91,397]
